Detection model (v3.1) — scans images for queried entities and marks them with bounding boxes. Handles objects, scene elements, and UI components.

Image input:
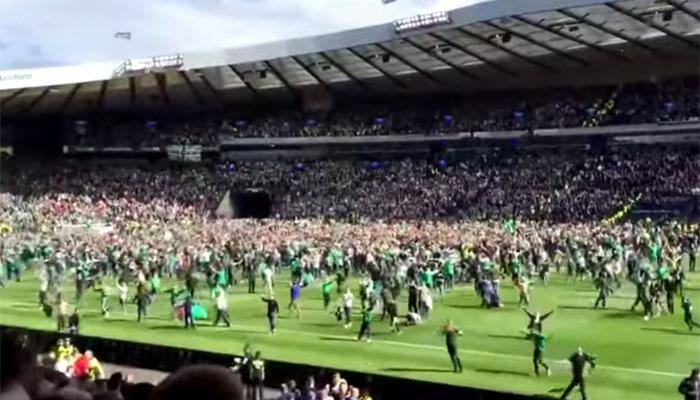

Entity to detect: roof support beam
[59,84,81,113]
[403,38,480,82]
[666,0,700,21]
[1,88,26,108]
[196,70,227,107]
[606,2,699,49]
[317,52,370,90]
[512,15,629,62]
[96,80,108,110]
[429,32,518,77]
[20,87,51,114]
[557,9,666,56]
[483,21,589,66]
[129,77,137,106]
[263,60,297,95]
[346,47,408,89]
[228,65,259,96]
[374,43,447,89]
[155,73,170,104]
[291,56,331,90]
[455,27,554,71]
[179,71,206,106]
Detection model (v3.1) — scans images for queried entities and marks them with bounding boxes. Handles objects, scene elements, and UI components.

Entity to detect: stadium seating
[67,77,699,147]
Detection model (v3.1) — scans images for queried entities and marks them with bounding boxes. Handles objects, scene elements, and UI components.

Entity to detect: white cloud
[0,0,487,70]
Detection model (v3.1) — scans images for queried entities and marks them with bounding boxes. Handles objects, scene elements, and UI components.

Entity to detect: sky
[0,0,487,71]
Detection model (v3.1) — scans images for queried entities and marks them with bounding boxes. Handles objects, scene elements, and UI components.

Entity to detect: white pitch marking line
[2,302,687,378]
[249,326,686,378]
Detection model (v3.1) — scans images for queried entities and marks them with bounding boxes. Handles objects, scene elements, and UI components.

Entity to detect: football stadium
[1,0,699,399]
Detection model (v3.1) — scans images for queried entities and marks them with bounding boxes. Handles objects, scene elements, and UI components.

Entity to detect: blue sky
[0,0,485,70]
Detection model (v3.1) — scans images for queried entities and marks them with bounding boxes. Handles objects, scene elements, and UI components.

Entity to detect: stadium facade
[1,0,698,118]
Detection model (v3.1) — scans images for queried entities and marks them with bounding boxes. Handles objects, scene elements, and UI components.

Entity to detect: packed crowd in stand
[70,76,699,146]
[4,146,699,225]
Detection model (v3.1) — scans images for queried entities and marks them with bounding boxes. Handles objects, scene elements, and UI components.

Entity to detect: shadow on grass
[559,305,631,313]
[102,315,176,322]
[641,327,700,336]
[101,318,139,324]
[446,303,484,310]
[10,303,39,310]
[149,325,190,331]
[488,334,527,341]
[381,367,452,373]
[557,305,598,312]
[228,328,271,336]
[547,387,565,394]
[320,336,357,343]
[278,315,303,321]
[303,322,338,328]
[602,311,640,320]
[475,368,531,377]
[145,324,265,333]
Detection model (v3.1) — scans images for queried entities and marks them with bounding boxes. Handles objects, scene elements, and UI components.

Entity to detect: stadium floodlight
[113,53,184,77]
[393,11,450,33]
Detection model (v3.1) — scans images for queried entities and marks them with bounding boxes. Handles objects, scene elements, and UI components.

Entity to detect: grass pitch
[1,270,698,400]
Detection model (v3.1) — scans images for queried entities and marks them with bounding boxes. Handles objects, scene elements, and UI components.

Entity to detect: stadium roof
[1,0,699,117]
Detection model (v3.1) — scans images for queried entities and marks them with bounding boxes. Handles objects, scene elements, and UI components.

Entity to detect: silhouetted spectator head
[120,382,154,400]
[105,373,122,392]
[1,330,37,399]
[151,365,243,400]
[41,368,70,389]
[45,386,93,400]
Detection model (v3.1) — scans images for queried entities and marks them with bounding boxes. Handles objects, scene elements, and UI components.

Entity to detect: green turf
[1,268,699,400]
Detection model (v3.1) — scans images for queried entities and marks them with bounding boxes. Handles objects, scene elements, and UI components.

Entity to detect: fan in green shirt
[335,271,347,293]
[302,271,314,287]
[509,257,523,279]
[328,248,343,269]
[4,250,21,282]
[166,254,179,278]
[138,246,150,266]
[648,243,662,265]
[357,308,372,342]
[289,259,301,280]
[149,274,161,295]
[504,218,517,234]
[443,259,455,289]
[420,268,436,288]
[531,333,551,377]
[39,244,54,260]
[93,280,112,316]
[321,278,333,310]
[216,268,228,288]
[166,284,188,307]
[20,245,35,266]
[107,245,121,272]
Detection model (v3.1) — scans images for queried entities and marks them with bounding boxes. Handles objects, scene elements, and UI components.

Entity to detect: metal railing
[113,53,185,77]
